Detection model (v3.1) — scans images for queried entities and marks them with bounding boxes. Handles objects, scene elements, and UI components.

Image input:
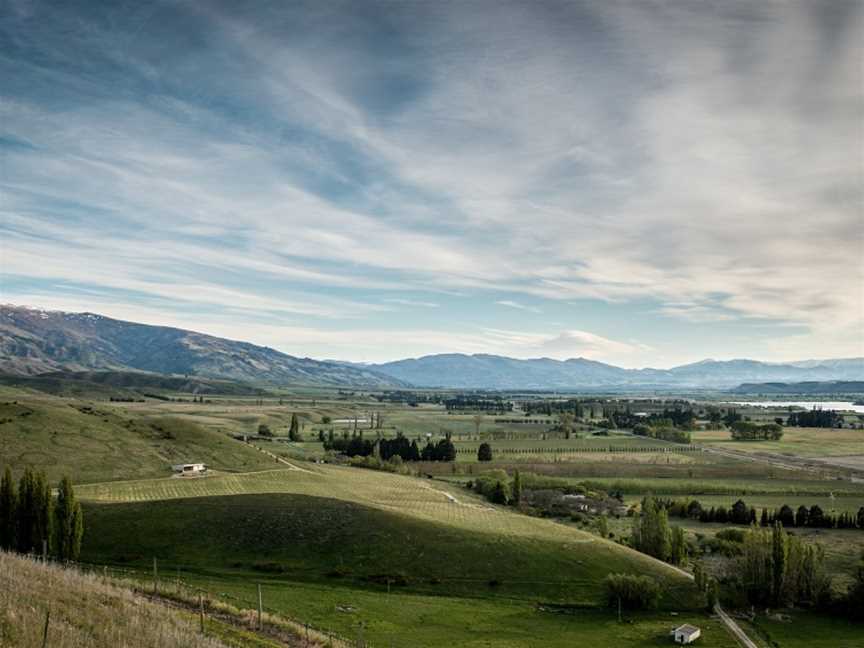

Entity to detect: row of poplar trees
[0,467,84,561]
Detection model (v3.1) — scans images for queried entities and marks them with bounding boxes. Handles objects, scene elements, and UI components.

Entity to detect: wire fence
[31,555,364,647]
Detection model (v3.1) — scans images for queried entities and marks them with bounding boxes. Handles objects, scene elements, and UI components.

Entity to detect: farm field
[691,427,864,458]
[166,576,740,648]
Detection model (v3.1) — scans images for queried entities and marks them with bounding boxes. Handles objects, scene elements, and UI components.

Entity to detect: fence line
[37,556,362,647]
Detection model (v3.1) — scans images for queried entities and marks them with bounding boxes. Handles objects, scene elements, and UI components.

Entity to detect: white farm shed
[172,463,207,476]
[671,624,701,644]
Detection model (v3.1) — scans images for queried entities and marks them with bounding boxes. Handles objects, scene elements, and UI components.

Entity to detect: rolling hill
[0,398,278,483]
[0,305,405,388]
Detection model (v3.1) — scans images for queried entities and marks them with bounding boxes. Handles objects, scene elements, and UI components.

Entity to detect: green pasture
[741,610,862,648]
[0,397,275,483]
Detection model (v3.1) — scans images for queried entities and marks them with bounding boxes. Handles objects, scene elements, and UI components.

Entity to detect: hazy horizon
[2,1,862,366]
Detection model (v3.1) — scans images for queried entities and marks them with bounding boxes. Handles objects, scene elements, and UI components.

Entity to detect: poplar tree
[771,521,787,606]
[512,469,522,505]
[54,477,84,561]
[0,467,16,550]
[596,513,608,538]
[670,525,687,565]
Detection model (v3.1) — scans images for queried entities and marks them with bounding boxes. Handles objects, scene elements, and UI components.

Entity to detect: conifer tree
[288,413,301,441]
[16,467,36,554]
[0,467,16,550]
[33,471,52,556]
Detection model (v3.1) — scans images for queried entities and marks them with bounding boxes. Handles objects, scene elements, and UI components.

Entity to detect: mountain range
[355,354,864,389]
[1,305,861,390]
[0,305,405,388]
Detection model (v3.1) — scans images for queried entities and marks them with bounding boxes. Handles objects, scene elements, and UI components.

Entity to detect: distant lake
[727,401,864,414]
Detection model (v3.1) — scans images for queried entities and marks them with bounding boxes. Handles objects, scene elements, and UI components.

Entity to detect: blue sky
[1,0,862,367]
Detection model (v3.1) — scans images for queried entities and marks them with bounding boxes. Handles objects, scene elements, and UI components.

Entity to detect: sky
[1,0,862,367]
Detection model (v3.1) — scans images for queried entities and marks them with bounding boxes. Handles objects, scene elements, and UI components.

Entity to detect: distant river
[726,401,864,414]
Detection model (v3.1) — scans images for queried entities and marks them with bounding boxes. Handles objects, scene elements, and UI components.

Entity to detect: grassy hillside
[0,551,229,648]
[76,465,696,605]
[81,493,683,603]
[0,396,277,483]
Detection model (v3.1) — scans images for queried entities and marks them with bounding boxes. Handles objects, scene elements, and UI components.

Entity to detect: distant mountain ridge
[0,305,406,388]
[729,381,864,395]
[2,305,861,390]
[361,353,864,389]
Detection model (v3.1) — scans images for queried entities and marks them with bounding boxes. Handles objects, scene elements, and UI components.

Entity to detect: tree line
[632,423,691,444]
[786,409,842,428]
[444,395,512,412]
[324,430,456,462]
[0,467,84,561]
[729,421,783,441]
[659,496,864,530]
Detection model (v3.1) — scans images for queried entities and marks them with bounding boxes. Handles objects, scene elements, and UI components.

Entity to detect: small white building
[671,624,701,644]
[172,463,207,477]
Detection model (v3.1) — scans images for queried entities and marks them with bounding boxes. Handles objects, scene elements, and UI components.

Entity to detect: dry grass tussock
[0,551,228,648]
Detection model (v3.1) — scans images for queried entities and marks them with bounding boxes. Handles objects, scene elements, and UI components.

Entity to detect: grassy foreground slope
[0,551,228,648]
[78,465,696,606]
[0,396,276,483]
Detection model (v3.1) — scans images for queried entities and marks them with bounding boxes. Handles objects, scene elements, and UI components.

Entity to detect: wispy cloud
[384,298,440,308]
[1,0,861,364]
[495,300,542,314]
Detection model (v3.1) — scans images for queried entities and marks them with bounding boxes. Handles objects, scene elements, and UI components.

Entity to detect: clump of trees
[379,433,421,462]
[730,421,783,441]
[787,409,842,428]
[631,496,687,565]
[602,573,661,610]
[737,522,830,608]
[0,467,83,561]
[632,424,691,444]
[257,423,273,437]
[470,470,512,504]
[419,434,457,462]
[324,430,456,463]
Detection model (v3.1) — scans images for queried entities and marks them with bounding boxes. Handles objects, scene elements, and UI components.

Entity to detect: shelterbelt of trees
[0,467,84,561]
[323,430,457,462]
[659,497,864,530]
[729,421,783,440]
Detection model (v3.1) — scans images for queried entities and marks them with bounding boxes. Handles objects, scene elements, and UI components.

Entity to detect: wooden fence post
[199,591,204,633]
[40,608,50,648]
[153,557,158,595]
[257,583,263,630]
